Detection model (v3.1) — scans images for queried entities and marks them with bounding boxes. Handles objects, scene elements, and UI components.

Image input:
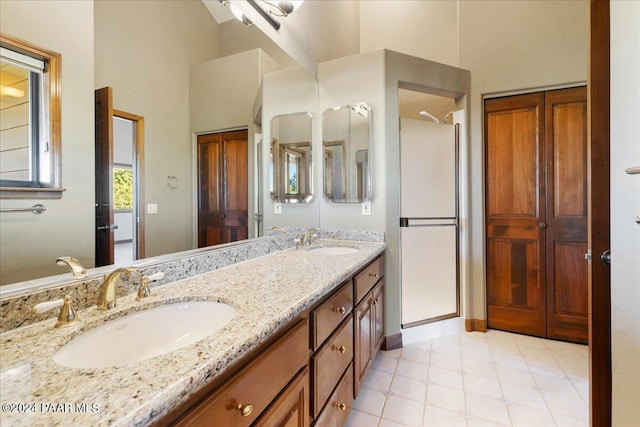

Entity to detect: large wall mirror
[270,112,314,203]
[322,103,372,203]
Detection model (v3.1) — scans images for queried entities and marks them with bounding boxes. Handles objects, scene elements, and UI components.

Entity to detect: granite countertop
[0,239,385,426]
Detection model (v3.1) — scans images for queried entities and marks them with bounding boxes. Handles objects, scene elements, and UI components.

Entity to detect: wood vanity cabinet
[353,257,385,397]
[163,254,385,427]
[173,319,309,427]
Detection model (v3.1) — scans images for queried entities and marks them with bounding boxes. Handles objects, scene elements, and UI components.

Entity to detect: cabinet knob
[336,402,347,411]
[334,344,346,354]
[334,306,346,314]
[368,272,379,278]
[236,403,253,417]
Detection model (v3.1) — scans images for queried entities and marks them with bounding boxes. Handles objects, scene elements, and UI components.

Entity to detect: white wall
[190,49,281,239]
[359,0,459,67]
[458,0,588,320]
[610,1,640,424]
[262,68,320,228]
[95,0,219,259]
[0,0,95,284]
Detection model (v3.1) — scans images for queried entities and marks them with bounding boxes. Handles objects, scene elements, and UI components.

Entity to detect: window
[0,33,62,198]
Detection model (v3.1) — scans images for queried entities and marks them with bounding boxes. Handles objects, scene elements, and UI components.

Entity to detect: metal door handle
[97,224,119,231]
[539,222,547,229]
[635,215,640,224]
[600,250,611,266]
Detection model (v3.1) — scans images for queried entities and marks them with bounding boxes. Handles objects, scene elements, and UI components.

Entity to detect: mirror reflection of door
[94,87,145,267]
[197,129,248,247]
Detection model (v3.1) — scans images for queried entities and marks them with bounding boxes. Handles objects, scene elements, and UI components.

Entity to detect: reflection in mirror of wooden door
[197,130,248,248]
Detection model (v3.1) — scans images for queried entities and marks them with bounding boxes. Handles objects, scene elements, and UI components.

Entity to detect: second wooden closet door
[485,87,588,344]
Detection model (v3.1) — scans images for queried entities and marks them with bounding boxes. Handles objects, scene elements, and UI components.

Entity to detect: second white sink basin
[306,246,359,255]
[53,301,236,369]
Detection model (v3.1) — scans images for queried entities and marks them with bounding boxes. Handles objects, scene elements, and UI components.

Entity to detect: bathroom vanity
[0,235,385,427]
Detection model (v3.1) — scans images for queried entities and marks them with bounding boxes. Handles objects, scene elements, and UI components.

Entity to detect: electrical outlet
[361,201,371,216]
[147,203,158,214]
[274,202,282,214]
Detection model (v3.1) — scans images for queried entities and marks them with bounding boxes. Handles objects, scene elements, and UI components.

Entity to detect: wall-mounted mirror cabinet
[322,103,372,203]
[270,112,314,203]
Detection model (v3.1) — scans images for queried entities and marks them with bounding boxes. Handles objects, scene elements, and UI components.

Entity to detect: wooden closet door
[545,87,588,343]
[485,93,547,337]
[197,130,248,247]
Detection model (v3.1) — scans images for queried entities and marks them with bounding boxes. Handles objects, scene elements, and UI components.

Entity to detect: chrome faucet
[97,267,137,310]
[298,228,319,249]
[56,256,86,277]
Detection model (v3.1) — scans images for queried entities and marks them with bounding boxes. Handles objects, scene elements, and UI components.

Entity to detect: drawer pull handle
[334,345,346,354]
[368,272,379,278]
[236,403,253,417]
[336,402,347,411]
[333,306,346,314]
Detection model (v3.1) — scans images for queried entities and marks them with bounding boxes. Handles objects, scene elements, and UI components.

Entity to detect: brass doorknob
[336,402,347,411]
[236,403,253,417]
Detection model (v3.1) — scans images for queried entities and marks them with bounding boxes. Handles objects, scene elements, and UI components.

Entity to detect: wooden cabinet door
[372,280,385,353]
[197,130,248,247]
[255,367,309,427]
[544,88,588,342]
[485,93,547,337]
[485,88,588,343]
[354,294,372,397]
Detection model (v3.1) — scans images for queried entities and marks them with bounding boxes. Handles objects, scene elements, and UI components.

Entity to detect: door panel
[485,93,546,337]
[95,87,114,267]
[486,87,588,343]
[545,87,588,343]
[197,130,248,248]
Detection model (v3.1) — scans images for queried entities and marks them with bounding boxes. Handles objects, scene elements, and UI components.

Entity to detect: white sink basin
[53,301,236,369]
[306,246,359,255]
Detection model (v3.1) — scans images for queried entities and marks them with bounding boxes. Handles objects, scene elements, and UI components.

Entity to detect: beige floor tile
[373,353,399,374]
[495,365,536,388]
[395,359,430,380]
[390,375,427,402]
[363,368,394,391]
[400,346,431,364]
[524,357,565,377]
[430,352,462,371]
[462,358,498,379]
[507,404,556,426]
[543,390,588,421]
[551,413,589,427]
[466,418,510,426]
[500,382,547,411]
[432,339,461,356]
[426,384,466,412]
[428,365,464,390]
[381,395,425,426]
[378,418,406,427]
[465,392,511,426]
[345,408,381,427]
[463,374,503,399]
[352,386,386,417]
[423,404,467,426]
[533,373,582,397]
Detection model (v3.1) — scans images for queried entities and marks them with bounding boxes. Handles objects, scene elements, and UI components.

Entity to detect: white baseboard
[401,317,465,345]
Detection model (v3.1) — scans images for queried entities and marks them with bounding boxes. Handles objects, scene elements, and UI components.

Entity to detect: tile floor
[345,329,589,427]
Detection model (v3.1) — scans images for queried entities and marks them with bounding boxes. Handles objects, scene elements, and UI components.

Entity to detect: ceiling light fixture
[261,0,304,17]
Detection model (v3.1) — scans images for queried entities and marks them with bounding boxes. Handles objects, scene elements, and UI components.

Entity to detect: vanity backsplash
[0,229,384,332]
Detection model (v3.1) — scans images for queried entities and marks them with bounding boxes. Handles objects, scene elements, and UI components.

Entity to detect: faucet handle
[136,272,165,300]
[33,295,79,328]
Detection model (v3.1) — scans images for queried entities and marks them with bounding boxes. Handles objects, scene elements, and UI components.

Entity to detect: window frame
[0,33,63,199]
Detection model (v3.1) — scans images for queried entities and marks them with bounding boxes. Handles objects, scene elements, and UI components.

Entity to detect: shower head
[418,110,440,123]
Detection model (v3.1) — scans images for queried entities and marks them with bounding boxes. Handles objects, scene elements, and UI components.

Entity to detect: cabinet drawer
[176,319,308,427]
[312,316,353,418]
[354,255,384,304]
[312,282,353,350]
[314,363,354,427]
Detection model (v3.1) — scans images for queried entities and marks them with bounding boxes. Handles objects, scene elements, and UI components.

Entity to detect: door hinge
[584,249,592,264]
